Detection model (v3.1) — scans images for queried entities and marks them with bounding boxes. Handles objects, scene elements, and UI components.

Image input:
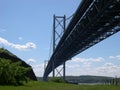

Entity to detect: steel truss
[52,15,66,80]
[43,0,120,80]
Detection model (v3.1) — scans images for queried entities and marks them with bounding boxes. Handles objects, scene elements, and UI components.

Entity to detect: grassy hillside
[0,81,120,90]
[0,48,14,56]
[0,48,37,80]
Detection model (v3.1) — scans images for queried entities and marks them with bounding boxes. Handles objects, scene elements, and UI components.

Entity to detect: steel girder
[43,0,120,80]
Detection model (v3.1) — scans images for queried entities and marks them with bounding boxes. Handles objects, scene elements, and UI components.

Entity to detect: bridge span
[43,0,120,80]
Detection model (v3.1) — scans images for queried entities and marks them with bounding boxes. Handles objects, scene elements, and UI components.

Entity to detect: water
[78,83,105,85]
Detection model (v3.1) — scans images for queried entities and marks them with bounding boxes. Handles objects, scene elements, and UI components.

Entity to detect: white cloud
[66,64,80,69]
[27,58,36,64]
[31,57,120,77]
[109,56,115,59]
[66,62,120,77]
[116,55,120,60]
[65,57,120,77]
[31,59,120,77]
[65,57,104,76]
[95,63,120,77]
[12,42,36,50]
[72,58,85,63]
[32,64,44,77]
[82,62,91,68]
[18,37,23,40]
[71,57,104,64]
[0,37,36,50]
[91,57,104,62]
[109,55,120,60]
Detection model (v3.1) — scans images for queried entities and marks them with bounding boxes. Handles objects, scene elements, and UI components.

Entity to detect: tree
[0,58,31,85]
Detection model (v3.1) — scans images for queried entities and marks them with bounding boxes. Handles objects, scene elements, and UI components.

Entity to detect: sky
[0,0,120,77]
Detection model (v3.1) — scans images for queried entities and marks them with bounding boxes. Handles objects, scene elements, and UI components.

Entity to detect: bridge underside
[43,0,120,80]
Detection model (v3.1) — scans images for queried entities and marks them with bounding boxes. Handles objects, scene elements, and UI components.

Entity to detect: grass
[0,81,120,90]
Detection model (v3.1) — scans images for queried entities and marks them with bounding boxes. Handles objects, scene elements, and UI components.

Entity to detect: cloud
[65,57,120,77]
[66,61,120,77]
[64,57,104,76]
[95,63,120,77]
[71,57,104,63]
[18,37,23,40]
[31,57,120,77]
[12,42,36,50]
[31,58,120,77]
[32,64,44,77]
[0,37,36,50]
[66,64,80,69]
[27,58,36,64]
[109,56,115,59]
[109,55,120,60]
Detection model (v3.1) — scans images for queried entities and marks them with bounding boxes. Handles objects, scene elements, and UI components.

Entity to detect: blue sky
[0,0,120,77]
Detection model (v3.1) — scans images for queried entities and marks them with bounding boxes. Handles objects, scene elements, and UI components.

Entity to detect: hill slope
[0,48,37,80]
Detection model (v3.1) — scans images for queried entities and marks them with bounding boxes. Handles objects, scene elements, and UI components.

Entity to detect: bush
[0,58,31,85]
[49,77,66,83]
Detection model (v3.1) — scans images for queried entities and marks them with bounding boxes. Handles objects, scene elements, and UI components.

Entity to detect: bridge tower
[52,15,66,80]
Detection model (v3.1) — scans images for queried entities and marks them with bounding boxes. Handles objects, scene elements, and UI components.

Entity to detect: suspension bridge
[43,0,120,80]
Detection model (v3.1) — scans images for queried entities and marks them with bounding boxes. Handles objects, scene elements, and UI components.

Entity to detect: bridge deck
[43,0,120,80]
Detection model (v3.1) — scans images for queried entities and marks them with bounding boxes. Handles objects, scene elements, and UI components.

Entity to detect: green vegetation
[0,48,14,57]
[0,58,31,85]
[0,48,37,81]
[0,81,120,90]
[49,77,66,83]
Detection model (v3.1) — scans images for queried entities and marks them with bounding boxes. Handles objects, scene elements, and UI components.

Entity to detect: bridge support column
[63,61,66,80]
[52,60,55,77]
[52,15,66,81]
